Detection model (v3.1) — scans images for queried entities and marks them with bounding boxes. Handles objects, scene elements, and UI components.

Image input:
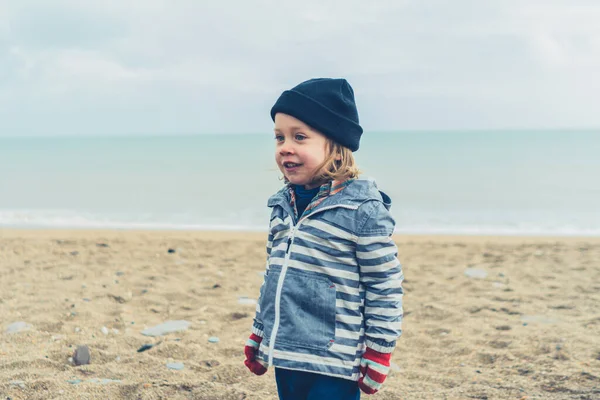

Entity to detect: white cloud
[1,0,599,135]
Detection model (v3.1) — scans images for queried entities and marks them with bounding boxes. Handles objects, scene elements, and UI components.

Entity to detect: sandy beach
[1,229,599,399]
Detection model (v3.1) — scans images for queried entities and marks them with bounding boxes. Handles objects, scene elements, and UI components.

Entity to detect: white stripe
[357,235,392,246]
[356,245,396,260]
[333,283,360,297]
[366,332,399,340]
[272,241,289,253]
[366,319,403,330]
[335,298,362,311]
[269,220,286,231]
[329,343,359,355]
[270,217,291,231]
[260,345,356,368]
[365,306,402,317]
[335,327,364,339]
[298,230,355,253]
[336,314,362,325]
[273,232,291,243]
[365,278,403,297]
[292,245,356,266]
[270,214,292,226]
[303,218,357,242]
[361,272,402,283]
[287,260,358,281]
[359,258,399,273]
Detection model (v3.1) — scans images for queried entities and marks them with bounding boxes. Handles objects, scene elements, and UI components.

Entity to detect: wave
[1,209,598,236]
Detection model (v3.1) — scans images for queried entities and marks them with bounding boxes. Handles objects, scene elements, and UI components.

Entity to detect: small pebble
[238,297,257,306]
[101,326,109,335]
[112,328,119,334]
[167,362,184,370]
[5,321,32,334]
[167,248,176,253]
[73,345,91,366]
[87,378,122,384]
[137,344,155,353]
[75,327,81,333]
[208,337,220,343]
[464,268,488,279]
[116,271,124,276]
[141,320,191,337]
[83,298,91,302]
[10,380,25,389]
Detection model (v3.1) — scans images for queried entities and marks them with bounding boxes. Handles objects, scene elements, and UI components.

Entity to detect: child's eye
[275,135,284,142]
[295,133,306,141]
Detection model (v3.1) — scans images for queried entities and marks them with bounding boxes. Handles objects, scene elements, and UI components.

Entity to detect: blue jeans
[275,368,360,400]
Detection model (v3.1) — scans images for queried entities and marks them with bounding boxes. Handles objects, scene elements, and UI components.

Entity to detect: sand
[1,229,599,400]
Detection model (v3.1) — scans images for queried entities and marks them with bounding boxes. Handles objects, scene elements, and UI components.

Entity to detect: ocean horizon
[1,130,599,236]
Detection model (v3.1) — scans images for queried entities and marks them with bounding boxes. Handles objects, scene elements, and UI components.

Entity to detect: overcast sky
[1,0,599,136]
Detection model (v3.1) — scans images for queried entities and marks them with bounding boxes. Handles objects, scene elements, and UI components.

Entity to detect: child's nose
[279,142,295,155]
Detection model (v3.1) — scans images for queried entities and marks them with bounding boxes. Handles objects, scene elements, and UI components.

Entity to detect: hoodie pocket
[277,269,337,351]
[258,269,279,343]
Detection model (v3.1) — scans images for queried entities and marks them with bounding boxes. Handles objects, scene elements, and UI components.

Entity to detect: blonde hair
[282,138,361,186]
[312,139,361,183]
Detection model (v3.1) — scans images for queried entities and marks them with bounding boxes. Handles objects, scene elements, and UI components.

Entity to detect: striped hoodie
[251,178,404,381]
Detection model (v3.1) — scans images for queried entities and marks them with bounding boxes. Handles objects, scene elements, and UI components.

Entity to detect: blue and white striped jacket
[252,178,404,381]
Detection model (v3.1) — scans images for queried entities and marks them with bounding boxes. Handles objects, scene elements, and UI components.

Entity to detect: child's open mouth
[283,162,302,171]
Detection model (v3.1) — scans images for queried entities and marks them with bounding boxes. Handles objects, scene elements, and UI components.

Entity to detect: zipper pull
[286,237,292,254]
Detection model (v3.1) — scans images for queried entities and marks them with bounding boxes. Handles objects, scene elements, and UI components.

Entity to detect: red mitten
[358,347,391,394]
[244,333,268,375]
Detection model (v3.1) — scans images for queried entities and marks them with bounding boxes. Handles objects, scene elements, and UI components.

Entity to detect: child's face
[274,113,329,189]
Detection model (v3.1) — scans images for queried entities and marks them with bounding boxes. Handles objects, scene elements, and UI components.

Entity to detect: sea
[1,131,599,236]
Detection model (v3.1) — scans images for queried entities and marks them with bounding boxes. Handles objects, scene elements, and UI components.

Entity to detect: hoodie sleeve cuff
[252,320,264,338]
[365,338,396,354]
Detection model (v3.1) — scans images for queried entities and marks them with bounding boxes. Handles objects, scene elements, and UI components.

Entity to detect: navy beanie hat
[270,78,363,152]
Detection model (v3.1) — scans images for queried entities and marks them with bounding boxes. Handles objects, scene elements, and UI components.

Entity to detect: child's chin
[288,177,309,186]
